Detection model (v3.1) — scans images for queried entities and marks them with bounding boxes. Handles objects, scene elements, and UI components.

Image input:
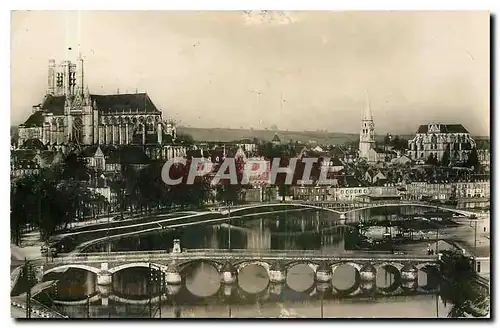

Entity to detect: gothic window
[70,72,76,87]
[146,121,155,135]
[56,73,63,87]
[132,123,144,144]
[73,117,83,144]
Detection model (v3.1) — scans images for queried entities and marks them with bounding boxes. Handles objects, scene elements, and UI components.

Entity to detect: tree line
[10,156,109,244]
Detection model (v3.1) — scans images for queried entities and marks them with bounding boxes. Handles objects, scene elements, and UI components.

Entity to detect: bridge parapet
[42,250,438,291]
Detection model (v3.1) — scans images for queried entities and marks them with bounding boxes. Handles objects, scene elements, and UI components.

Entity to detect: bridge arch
[342,203,477,216]
[52,294,101,306]
[331,261,362,275]
[229,202,342,215]
[229,201,481,218]
[283,261,319,293]
[109,294,167,305]
[177,259,223,273]
[374,262,403,294]
[415,262,440,290]
[331,261,362,296]
[415,262,439,271]
[234,260,271,274]
[108,262,168,274]
[374,261,404,272]
[43,264,101,276]
[284,260,320,273]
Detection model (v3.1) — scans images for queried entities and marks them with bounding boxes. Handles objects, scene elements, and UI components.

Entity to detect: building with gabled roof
[407,123,476,163]
[80,144,151,172]
[271,133,281,145]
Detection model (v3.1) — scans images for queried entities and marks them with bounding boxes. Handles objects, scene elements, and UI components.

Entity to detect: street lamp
[148,263,165,318]
[469,217,478,271]
[228,202,231,251]
[24,258,31,319]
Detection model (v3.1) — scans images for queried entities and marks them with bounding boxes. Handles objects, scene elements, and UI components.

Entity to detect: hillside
[10,124,489,147]
[177,127,416,146]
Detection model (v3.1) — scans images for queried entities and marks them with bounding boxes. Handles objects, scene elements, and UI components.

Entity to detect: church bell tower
[359,91,375,160]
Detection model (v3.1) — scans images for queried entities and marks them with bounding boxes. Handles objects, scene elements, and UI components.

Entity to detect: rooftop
[416,124,470,134]
[22,93,161,127]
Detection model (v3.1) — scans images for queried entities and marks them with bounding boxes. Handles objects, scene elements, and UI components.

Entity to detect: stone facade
[18,57,176,155]
[406,123,476,163]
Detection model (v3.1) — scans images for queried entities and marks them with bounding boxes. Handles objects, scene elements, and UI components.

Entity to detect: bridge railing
[65,249,171,257]
[50,249,439,264]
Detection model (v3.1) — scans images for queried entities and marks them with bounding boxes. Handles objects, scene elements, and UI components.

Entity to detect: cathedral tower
[359,92,375,160]
[47,59,56,95]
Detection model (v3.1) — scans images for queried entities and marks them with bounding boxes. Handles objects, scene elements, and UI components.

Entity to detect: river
[41,207,457,318]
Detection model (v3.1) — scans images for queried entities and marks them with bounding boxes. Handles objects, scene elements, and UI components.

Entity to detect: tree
[176,133,195,146]
[466,147,479,171]
[426,153,438,166]
[391,135,409,151]
[62,152,91,181]
[383,133,391,148]
[441,144,451,167]
[10,167,94,242]
[439,249,489,318]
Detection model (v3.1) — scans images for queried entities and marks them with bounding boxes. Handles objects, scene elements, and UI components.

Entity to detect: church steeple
[359,91,376,162]
[76,52,84,95]
[363,90,373,121]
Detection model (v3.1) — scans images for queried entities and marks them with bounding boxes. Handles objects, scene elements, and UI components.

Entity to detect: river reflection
[44,260,444,318]
[86,207,429,253]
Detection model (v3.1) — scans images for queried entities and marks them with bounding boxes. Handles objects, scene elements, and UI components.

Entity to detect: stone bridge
[42,250,439,297]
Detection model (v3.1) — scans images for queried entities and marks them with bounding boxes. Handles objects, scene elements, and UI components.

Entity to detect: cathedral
[407,123,476,163]
[17,56,177,157]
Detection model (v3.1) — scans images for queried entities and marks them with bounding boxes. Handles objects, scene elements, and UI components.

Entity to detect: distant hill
[177,126,404,146]
[10,124,489,147]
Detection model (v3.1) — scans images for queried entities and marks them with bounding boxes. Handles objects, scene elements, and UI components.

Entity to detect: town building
[17,56,177,154]
[330,186,370,202]
[404,182,454,201]
[390,155,412,166]
[10,148,64,180]
[457,197,490,211]
[291,186,332,201]
[453,181,490,199]
[80,145,151,173]
[406,123,476,163]
[477,149,490,171]
[271,133,281,146]
[235,138,258,153]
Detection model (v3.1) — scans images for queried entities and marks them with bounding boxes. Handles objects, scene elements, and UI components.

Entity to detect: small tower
[172,239,181,253]
[272,133,281,146]
[359,91,375,161]
[47,59,56,95]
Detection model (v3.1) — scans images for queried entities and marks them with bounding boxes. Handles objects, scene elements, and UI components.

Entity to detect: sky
[10,11,490,135]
